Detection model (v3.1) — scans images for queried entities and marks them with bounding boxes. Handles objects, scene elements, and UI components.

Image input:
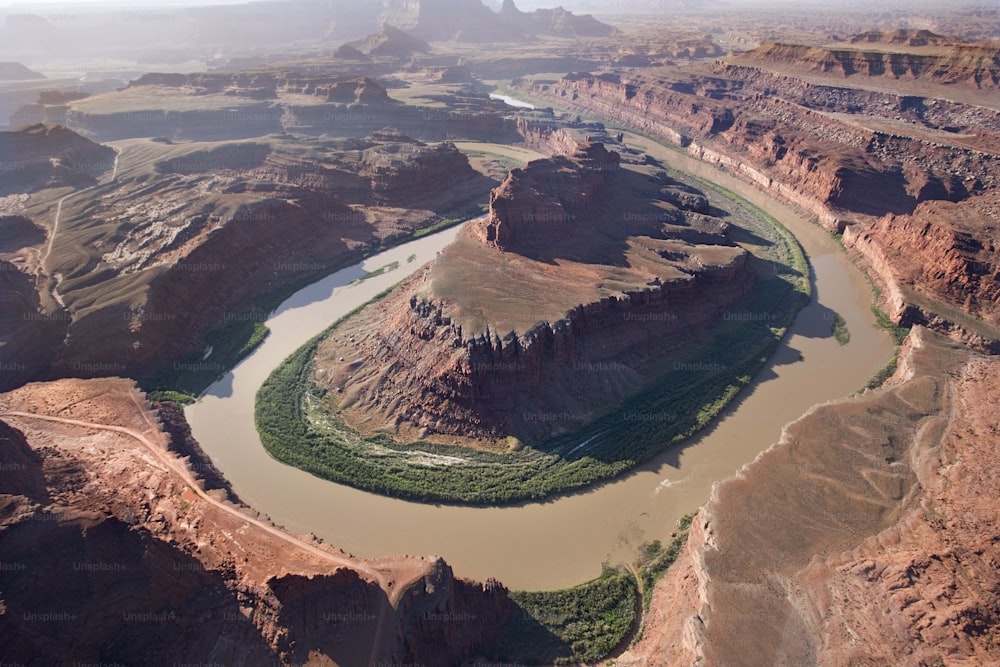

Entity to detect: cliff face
[481,142,621,252]
[520,56,1000,345]
[0,378,513,665]
[0,130,492,389]
[0,259,67,391]
[314,141,753,444]
[843,197,1000,348]
[618,328,1000,666]
[0,123,116,194]
[743,40,1000,89]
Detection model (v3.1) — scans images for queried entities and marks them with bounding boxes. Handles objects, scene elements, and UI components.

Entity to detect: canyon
[0,119,494,392]
[0,2,999,665]
[0,378,511,664]
[516,30,1000,352]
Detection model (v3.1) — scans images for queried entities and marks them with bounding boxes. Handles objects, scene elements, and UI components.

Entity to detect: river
[185,143,893,591]
[489,93,536,110]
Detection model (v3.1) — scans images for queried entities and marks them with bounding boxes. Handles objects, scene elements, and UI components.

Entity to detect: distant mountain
[403,0,616,42]
[348,25,431,57]
[0,0,615,65]
[497,0,617,38]
[0,62,46,81]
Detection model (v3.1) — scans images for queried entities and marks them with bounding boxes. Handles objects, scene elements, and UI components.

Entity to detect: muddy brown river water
[185,142,893,590]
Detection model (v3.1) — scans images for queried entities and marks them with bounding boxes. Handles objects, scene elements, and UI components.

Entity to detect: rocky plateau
[0,377,511,664]
[0,121,493,392]
[314,140,753,445]
[517,31,1000,350]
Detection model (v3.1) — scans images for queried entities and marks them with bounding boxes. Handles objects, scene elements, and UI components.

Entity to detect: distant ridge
[0,62,46,81]
[348,25,430,57]
[740,39,1000,89]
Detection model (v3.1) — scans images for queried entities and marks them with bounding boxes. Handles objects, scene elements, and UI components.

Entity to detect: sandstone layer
[314,141,753,444]
[518,41,1000,349]
[742,38,1000,90]
[617,328,999,666]
[0,377,511,664]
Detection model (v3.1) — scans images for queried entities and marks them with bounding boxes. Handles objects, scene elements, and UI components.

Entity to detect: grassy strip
[830,233,911,390]
[483,566,638,666]
[353,260,399,284]
[833,312,851,345]
[146,390,198,406]
[636,513,695,614]
[412,202,489,239]
[479,515,695,665]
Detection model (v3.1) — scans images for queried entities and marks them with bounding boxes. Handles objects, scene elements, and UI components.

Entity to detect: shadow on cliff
[0,514,278,663]
[476,603,575,665]
[0,426,397,665]
[535,266,836,497]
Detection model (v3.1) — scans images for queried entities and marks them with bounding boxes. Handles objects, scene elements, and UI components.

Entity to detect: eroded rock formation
[519,44,1000,348]
[314,141,753,444]
[617,328,1000,666]
[0,126,493,390]
[0,378,512,664]
[743,35,1000,89]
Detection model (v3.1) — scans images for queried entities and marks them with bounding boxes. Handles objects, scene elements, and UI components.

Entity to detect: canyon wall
[520,61,1000,347]
[618,328,1000,666]
[0,378,513,665]
[743,40,1000,89]
[315,142,753,444]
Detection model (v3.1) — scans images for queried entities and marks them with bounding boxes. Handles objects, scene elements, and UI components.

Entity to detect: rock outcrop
[617,328,1000,666]
[348,25,430,58]
[0,129,493,391]
[519,48,1000,346]
[0,123,115,194]
[842,196,1000,349]
[743,38,1000,89]
[314,141,753,444]
[0,377,513,664]
[399,0,615,42]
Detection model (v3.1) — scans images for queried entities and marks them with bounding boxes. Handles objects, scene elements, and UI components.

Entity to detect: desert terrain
[1,0,999,665]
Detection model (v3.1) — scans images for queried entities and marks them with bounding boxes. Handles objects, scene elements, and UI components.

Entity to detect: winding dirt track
[42,146,120,275]
[1,406,431,665]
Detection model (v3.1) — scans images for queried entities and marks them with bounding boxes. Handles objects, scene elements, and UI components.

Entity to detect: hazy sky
[0,0,253,6]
